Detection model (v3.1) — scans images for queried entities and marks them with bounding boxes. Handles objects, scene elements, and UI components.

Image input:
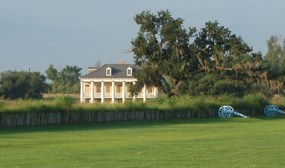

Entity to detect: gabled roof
[80,64,138,79]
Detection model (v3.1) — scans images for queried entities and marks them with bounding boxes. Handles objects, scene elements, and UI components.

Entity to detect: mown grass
[1,117,285,167]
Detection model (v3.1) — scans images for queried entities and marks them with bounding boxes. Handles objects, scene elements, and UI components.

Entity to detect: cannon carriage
[264,105,285,117]
[218,106,249,118]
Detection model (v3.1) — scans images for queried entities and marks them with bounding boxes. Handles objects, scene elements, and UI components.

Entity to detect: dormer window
[127,67,132,76]
[106,67,112,76]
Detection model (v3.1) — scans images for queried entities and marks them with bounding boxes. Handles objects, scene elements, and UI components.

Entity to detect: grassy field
[1,117,285,168]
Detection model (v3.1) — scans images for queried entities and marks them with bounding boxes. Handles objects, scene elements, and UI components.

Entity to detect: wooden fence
[0,110,217,127]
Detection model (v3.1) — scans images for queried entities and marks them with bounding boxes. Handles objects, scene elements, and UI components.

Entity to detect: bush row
[0,94,272,116]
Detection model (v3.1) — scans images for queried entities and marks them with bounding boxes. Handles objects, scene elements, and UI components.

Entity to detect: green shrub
[166,97,177,107]
[212,79,248,97]
[55,95,76,112]
[146,96,175,110]
[187,96,219,113]
[0,99,5,109]
[231,94,269,115]
[217,94,237,104]
[183,74,217,96]
[0,95,272,116]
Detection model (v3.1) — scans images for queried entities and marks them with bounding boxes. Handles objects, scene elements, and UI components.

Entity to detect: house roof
[80,64,138,79]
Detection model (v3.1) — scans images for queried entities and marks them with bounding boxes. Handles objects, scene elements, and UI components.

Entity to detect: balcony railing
[84,92,156,99]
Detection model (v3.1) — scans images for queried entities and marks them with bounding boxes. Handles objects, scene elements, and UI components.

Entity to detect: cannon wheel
[264,105,278,117]
[218,106,234,118]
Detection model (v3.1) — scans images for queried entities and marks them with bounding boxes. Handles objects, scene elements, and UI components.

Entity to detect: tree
[192,21,257,79]
[45,65,82,93]
[264,35,282,75]
[0,71,46,99]
[131,10,261,97]
[281,39,285,73]
[256,35,285,95]
[131,10,197,96]
[46,64,58,81]
[58,65,82,84]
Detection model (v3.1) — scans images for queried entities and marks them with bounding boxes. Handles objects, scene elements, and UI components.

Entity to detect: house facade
[80,64,159,103]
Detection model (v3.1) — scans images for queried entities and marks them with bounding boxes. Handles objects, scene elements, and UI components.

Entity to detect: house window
[117,84,122,93]
[106,85,111,92]
[127,67,132,76]
[106,67,112,76]
[85,84,90,92]
[96,84,101,92]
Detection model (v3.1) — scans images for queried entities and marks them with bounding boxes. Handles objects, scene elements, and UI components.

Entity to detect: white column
[154,87,158,97]
[90,81,94,103]
[111,82,115,103]
[101,81,105,103]
[143,84,147,102]
[132,82,136,102]
[122,82,126,103]
[80,82,84,103]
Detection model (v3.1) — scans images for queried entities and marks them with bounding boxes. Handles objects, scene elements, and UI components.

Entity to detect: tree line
[130,10,285,97]
[0,65,82,99]
[0,10,284,99]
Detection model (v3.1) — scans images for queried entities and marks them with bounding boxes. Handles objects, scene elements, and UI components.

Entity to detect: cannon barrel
[264,105,285,117]
[218,106,249,118]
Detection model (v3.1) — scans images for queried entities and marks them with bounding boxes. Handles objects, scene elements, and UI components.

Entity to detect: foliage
[131,10,266,98]
[131,10,197,97]
[181,74,217,96]
[182,73,255,97]
[46,65,82,94]
[193,21,256,74]
[231,94,269,115]
[0,99,57,113]
[58,65,82,84]
[0,95,270,116]
[55,95,76,112]
[264,35,283,74]
[212,79,248,97]
[0,99,5,109]
[45,64,58,81]
[263,35,285,95]
[0,71,46,99]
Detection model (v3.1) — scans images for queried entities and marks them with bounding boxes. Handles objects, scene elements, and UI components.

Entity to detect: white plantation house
[80,63,159,103]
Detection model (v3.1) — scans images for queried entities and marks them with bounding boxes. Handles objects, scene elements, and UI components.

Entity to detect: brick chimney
[87,67,97,73]
[119,59,125,64]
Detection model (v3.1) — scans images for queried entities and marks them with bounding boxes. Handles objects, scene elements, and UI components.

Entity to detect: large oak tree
[131,10,197,96]
[131,10,259,97]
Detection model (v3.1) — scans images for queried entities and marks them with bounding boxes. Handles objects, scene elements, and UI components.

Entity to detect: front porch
[80,80,158,103]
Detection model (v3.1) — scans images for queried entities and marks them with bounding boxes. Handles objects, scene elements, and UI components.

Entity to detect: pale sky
[0,0,284,75]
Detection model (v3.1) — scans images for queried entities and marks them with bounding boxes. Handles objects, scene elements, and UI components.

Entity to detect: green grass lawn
[1,117,285,168]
